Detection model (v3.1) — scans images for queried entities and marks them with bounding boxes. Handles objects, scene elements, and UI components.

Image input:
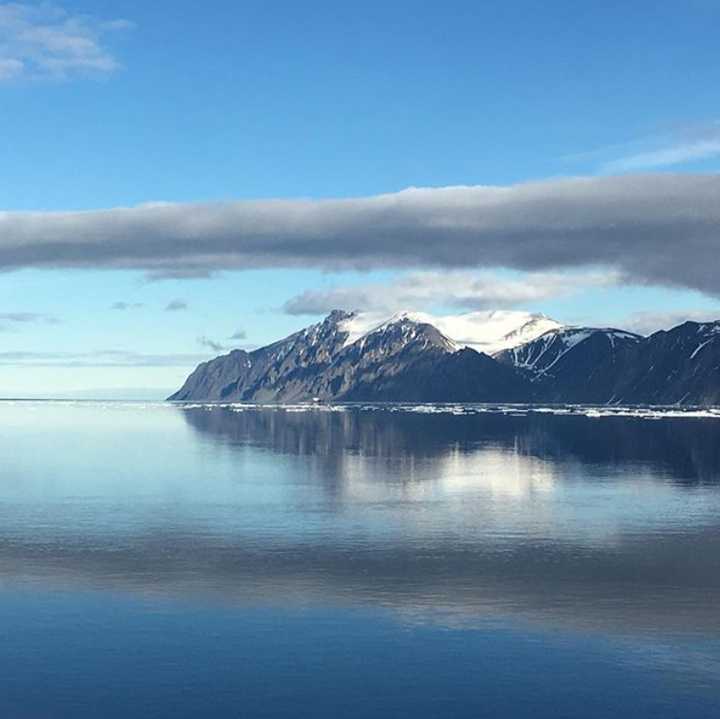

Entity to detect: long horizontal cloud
[0,349,213,367]
[2,174,720,293]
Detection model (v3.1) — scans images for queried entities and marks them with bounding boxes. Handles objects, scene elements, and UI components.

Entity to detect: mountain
[169,310,531,403]
[496,327,644,403]
[170,310,353,402]
[609,321,720,406]
[498,321,720,405]
[169,312,720,406]
[496,327,643,378]
[314,314,527,402]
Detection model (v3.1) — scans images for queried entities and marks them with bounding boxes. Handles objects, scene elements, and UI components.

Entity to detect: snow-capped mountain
[169,309,531,403]
[169,312,720,406]
[340,312,462,354]
[497,320,720,405]
[496,327,643,378]
[338,309,564,355]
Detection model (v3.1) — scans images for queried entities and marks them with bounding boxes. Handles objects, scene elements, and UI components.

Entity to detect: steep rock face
[168,349,254,402]
[612,321,720,406]
[168,310,355,402]
[497,328,642,377]
[498,322,720,406]
[300,314,459,401]
[321,317,528,402]
[496,328,644,403]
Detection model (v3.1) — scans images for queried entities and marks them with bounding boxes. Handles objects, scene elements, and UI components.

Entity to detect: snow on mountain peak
[337,309,564,355]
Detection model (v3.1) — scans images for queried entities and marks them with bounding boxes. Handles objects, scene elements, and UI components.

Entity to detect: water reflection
[182,405,720,485]
[0,402,718,639]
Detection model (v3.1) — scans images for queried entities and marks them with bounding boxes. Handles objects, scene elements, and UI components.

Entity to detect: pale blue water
[0,401,719,718]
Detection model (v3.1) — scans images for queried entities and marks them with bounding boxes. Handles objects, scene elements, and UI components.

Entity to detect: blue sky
[1,0,720,397]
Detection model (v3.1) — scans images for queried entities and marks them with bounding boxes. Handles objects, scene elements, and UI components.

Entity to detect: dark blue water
[0,402,719,718]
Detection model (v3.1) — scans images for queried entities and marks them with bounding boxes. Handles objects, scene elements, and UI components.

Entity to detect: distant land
[168,310,720,406]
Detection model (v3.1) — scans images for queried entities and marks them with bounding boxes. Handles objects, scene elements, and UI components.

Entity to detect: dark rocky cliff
[170,313,720,406]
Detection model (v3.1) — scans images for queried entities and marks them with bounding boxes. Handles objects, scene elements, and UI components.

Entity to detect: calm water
[0,401,719,718]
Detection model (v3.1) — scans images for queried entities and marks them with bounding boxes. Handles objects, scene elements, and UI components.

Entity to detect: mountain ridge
[169,311,720,406]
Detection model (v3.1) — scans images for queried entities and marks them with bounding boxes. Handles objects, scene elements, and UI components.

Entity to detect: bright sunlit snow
[338,310,564,355]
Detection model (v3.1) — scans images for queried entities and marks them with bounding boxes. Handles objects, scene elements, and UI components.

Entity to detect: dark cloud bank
[1,174,719,293]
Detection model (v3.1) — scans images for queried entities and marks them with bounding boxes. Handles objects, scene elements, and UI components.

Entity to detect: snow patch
[339,309,564,355]
[690,339,712,360]
[506,327,643,375]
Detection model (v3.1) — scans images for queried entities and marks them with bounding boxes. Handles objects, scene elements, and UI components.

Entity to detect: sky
[1,0,720,398]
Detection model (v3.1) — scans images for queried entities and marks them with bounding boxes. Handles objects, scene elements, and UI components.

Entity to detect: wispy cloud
[164,299,188,312]
[615,309,720,336]
[228,328,247,340]
[0,349,211,367]
[0,2,132,84]
[564,122,720,173]
[604,140,720,173]
[144,268,216,282]
[283,270,620,315]
[1,175,720,295]
[0,310,59,330]
[196,335,224,353]
[110,301,143,311]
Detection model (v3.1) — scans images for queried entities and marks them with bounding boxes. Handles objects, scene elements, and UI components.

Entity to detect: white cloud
[0,55,22,80]
[283,269,620,315]
[0,2,131,84]
[603,140,720,173]
[563,122,720,173]
[615,309,720,336]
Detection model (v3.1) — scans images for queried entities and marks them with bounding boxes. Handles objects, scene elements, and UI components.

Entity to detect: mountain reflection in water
[182,404,720,485]
[0,404,716,631]
[1,402,720,718]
